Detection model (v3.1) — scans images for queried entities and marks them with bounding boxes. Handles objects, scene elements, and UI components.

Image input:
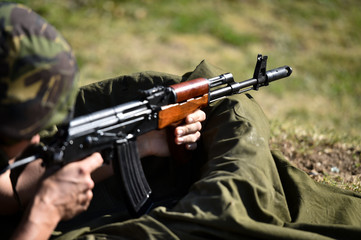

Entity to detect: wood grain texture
[171,78,209,103]
[158,94,209,129]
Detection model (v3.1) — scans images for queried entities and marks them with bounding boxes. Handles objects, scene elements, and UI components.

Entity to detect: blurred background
[16,0,361,144]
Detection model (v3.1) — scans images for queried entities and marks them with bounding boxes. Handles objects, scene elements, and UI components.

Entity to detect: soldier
[0,3,204,239]
[3,3,361,240]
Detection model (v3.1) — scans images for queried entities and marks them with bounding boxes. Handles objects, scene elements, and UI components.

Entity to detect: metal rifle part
[209,54,292,102]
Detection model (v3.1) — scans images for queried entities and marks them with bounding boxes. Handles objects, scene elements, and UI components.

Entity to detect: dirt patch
[271,137,361,191]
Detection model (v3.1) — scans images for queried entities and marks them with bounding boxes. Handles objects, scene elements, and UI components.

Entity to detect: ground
[271,136,361,192]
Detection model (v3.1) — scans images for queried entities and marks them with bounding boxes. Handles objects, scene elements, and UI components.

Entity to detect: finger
[79,152,103,173]
[185,109,206,124]
[77,191,88,205]
[79,188,93,206]
[85,177,95,190]
[176,131,201,145]
[185,142,197,151]
[175,122,202,137]
[71,169,95,191]
[85,189,93,204]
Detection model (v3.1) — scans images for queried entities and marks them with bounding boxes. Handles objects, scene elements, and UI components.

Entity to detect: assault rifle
[1,54,292,214]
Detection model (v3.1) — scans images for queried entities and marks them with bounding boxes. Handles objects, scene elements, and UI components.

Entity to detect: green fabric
[54,61,361,240]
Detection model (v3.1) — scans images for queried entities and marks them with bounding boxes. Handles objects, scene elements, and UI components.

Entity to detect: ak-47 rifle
[1,54,292,214]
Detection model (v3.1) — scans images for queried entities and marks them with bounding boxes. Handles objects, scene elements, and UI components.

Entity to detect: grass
[17,0,361,188]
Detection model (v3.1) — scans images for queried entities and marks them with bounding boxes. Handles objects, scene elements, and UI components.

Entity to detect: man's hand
[137,109,206,158]
[12,153,103,240]
[174,109,206,150]
[38,153,103,220]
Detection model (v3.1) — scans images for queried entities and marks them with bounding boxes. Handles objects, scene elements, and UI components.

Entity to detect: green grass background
[15,0,361,145]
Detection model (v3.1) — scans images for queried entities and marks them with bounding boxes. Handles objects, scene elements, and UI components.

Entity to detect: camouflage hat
[0,3,79,141]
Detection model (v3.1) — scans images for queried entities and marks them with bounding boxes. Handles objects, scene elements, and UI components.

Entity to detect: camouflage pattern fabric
[0,3,78,142]
[52,61,361,240]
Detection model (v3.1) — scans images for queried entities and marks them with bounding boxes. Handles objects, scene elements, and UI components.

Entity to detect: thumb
[80,152,103,173]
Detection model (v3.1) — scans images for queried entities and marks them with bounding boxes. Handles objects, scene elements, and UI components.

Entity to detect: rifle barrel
[209,65,292,102]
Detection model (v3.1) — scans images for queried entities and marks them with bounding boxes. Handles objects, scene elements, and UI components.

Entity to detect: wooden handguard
[170,78,209,103]
[158,94,209,129]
